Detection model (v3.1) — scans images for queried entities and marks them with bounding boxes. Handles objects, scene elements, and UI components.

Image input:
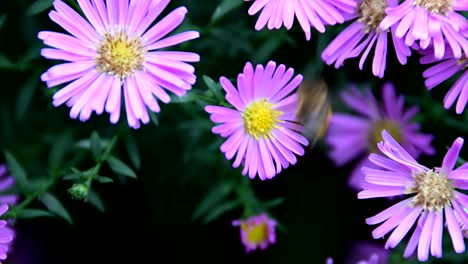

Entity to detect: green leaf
[106,156,137,178]
[40,192,72,224]
[203,75,223,102]
[0,15,6,30]
[149,111,159,126]
[0,54,15,70]
[62,173,81,181]
[75,138,109,150]
[202,200,241,224]
[125,134,141,169]
[90,131,102,161]
[3,151,29,191]
[87,189,105,212]
[252,34,284,64]
[26,0,54,16]
[48,131,73,170]
[211,0,243,23]
[192,181,233,221]
[262,197,285,209]
[17,209,55,219]
[96,176,114,183]
[171,90,201,104]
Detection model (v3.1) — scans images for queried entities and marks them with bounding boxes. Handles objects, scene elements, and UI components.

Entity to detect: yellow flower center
[407,170,454,212]
[242,222,268,245]
[242,99,282,140]
[95,30,146,79]
[414,0,454,14]
[368,119,402,152]
[358,0,388,32]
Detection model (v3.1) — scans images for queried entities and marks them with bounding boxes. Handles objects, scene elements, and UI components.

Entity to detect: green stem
[7,133,119,219]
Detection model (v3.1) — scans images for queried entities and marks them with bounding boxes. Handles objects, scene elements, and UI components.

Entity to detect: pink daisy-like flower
[205,61,309,180]
[325,83,434,190]
[244,0,356,40]
[0,204,15,263]
[420,47,468,114]
[359,130,468,261]
[39,0,200,129]
[0,165,19,205]
[321,0,412,78]
[379,0,468,59]
[232,213,277,253]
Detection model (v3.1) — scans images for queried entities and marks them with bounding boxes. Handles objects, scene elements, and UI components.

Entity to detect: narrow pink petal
[142,7,188,45]
[365,198,412,225]
[372,206,413,239]
[233,137,249,168]
[259,139,276,179]
[442,137,464,172]
[219,77,245,111]
[417,212,434,261]
[430,212,443,258]
[445,206,465,254]
[385,207,422,249]
[146,31,200,51]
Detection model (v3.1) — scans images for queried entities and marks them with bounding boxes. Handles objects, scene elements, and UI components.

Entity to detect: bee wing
[295,79,332,149]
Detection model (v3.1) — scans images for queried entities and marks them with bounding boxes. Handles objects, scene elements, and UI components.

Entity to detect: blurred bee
[295,78,332,149]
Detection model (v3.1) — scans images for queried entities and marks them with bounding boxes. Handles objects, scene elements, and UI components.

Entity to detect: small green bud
[68,183,89,201]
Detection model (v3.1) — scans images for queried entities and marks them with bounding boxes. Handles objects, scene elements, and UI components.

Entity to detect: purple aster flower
[359,130,468,261]
[321,0,412,78]
[380,0,468,59]
[346,242,389,264]
[245,0,357,40]
[39,0,200,129]
[0,204,15,263]
[326,242,388,264]
[325,83,434,190]
[420,47,468,114]
[232,213,277,253]
[0,165,18,206]
[205,61,309,180]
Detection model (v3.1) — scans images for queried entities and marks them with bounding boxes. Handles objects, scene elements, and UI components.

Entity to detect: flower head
[358,130,468,261]
[322,0,412,78]
[347,242,389,264]
[245,0,356,40]
[325,83,434,190]
[326,242,388,264]
[380,0,468,60]
[420,47,468,114]
[0,204,15,263]
[0,165,19,206]
[39,0,200,129]
[232,213,277,253]
[205,61,309,180]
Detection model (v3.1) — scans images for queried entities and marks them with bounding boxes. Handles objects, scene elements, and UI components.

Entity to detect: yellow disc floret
[241,222,269,245]
[242,99,282,140]
[95,30,146,79]
[407,169,454,212]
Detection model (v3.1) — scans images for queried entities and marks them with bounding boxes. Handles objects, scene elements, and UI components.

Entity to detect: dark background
[1,0,466,263]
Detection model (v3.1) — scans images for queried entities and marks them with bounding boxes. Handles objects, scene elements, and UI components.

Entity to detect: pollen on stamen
[414,0,454,14]
[406,169,454,212]
[357,0,388,32]
[242,99,283,140]
[94,30,146,79]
